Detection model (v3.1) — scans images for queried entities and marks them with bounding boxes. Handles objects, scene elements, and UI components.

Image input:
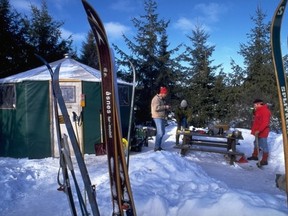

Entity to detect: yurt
[0,55,132,159]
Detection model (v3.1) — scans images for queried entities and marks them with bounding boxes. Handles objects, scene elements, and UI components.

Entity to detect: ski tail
[111,50,136,213]
[62,134,90,216]
[81,0,136,215]
[53,62,100,216]
[271,0,288,205]
[35,54,78,215]
[36,54,100,215]
[82,1,123,212]
[126,61,136,169]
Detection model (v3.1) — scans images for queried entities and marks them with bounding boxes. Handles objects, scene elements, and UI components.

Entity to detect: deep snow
[0,122,287,216]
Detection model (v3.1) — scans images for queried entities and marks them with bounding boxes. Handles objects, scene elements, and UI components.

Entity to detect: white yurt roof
[0,55,129,85]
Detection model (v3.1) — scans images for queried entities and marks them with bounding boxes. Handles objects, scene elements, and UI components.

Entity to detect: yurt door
[58,81,84,156]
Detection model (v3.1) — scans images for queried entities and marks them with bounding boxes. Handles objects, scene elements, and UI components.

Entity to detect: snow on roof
[0,55,130,85]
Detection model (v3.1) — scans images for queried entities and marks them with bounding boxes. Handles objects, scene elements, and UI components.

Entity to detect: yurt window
[0,84,16,109]
[60,86,76,103]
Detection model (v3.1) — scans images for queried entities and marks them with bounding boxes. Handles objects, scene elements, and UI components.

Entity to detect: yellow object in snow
[122,138,128,149]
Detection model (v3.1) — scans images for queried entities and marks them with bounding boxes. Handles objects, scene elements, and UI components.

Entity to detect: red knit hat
[160,87,168,94]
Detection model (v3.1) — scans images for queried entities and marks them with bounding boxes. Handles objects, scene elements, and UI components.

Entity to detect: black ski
[271,0,288,204]
[53,63,100,216]
[35,54,77,215]
[81,0,136,215]
[35,54,100,215]
[61,134,90,216]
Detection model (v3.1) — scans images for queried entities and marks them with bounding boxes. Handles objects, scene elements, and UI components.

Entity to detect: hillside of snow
[0,122,287,216]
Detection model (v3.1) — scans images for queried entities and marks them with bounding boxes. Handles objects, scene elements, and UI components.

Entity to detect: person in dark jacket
[175,100,190,145]
[247,99,271,165]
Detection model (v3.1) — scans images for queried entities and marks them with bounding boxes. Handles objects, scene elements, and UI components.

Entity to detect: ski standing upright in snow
[81,0,136,215]
[271,0,288,204]
[126,61,136,170]
[35,55,78,216]
[35,55,100,216]
[53,64,100,216]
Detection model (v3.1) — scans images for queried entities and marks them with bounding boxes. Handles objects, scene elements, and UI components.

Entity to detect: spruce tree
[239,6,276,104]
[231,6,278,127]
[0,0,28,77]
[22,0,73,68]
[80,30,99,69]
[113,0,181,123]
[181,24,221,126]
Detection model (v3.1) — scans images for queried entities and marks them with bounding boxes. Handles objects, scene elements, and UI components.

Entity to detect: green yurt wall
[0,81,51,158]
[82,81,102,153]
[82,81,132,154]
[0,56,133,159]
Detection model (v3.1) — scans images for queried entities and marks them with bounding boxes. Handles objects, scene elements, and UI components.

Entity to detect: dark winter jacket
[175,106,189,126]
[251,104,271,138]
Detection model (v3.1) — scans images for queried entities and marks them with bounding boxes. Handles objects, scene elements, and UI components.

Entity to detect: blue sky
[11,0,288,72]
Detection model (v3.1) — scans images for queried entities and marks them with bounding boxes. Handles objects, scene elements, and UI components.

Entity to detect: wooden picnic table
[174,130,244,164]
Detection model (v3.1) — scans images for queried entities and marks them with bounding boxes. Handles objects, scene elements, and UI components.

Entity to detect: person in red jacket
[247,99,271,165]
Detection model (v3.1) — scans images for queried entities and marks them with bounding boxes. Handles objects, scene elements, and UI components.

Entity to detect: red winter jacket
[251,104,271,138]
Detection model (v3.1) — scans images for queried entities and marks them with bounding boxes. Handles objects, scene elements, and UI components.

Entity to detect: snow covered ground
[0,122,287,216]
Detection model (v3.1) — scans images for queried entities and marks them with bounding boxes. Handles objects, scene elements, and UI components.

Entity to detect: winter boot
[176,134,180,145]
[247,148,258,160]
[260,152,268,166]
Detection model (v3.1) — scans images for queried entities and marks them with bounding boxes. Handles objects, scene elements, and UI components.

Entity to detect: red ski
[82,1,136,215]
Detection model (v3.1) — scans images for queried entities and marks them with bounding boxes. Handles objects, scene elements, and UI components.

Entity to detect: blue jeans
[153,118,166,149]
[254,137,269,152]
[177,118,188,129]
[176,118,188,144]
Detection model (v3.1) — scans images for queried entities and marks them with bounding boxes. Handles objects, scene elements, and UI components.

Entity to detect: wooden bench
[174,130,244,164]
